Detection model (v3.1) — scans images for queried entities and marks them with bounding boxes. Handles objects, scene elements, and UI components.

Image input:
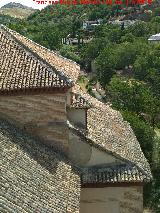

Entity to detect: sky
[0,0,48,9]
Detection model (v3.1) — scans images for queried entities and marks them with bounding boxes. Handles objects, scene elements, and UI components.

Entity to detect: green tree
[95,41,142,85]
[133,47,160,95]
[154,7,160,17]
[126,21,150,37]
[59,45,81,63]
[107,76,160,128]
[81,37,109,70]
[121,110,155,163]
[95,45,117,85]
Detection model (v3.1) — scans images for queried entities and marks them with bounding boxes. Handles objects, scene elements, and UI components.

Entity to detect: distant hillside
[0,2,35,19]
[1,2,33,10]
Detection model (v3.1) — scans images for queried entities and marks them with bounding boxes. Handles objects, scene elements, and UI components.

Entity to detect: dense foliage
[0,14,19,25]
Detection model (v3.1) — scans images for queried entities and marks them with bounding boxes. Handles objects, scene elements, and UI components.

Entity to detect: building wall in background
[80,186,143,213]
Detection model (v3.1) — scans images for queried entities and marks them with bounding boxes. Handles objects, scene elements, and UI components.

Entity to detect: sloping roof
[0,119,81,213]
[0,26,152,182]
[70,85,152,180]
[6,26,80,83]
[82,164,149,185]
[0,25,72,94]
[148,33,160,41]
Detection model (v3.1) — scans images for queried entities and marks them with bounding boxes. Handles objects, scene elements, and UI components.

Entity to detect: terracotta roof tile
[0,25,72,93]
[0,119,81,212]
[69,85,152,181]
[82,164,150,184]
[0,26,152,183]
[7,26,80,83]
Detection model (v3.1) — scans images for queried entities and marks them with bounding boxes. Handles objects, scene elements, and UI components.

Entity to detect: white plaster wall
[67,108,86,128]
[68,132,123,167]
[86,147,121,166]
[80,187,143,213]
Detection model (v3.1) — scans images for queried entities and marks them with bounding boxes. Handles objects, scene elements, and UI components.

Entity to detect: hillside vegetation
[0,8,35,19]
[0,14,19,25]
[1,2,33,9]
[0,2,35,19]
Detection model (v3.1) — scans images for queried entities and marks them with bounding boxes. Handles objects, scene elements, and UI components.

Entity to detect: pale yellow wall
[80,186,143,213]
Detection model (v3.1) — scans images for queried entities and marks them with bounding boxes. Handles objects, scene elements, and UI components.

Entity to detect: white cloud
[0,0,48,9]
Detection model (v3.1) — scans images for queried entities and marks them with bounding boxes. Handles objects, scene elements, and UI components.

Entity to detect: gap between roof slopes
[0,24,74,88]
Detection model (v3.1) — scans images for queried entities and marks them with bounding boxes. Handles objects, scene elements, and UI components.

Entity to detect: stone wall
[0,93,68,154]
[80,186,143,213]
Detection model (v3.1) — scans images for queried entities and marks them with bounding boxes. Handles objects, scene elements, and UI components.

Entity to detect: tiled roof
[7,26,80,83]
[70,85,152,181]
[82,164,150,184]
[0,26,152,183]
[0,119,81,213]
[0,25,72,93]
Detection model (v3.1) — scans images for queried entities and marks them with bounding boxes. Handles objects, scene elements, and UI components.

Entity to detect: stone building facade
[0,25,152,213]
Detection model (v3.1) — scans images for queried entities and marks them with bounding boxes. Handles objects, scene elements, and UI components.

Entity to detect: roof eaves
[81,164,150,184]
[0,86,70,96]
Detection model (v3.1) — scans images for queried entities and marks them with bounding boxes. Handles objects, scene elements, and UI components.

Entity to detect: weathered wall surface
[80,186,143,213]
[69,132,91,166]
[69,132,122,166]
[0,93,68,153]
[67,108,86,129]
[86,147,122,167]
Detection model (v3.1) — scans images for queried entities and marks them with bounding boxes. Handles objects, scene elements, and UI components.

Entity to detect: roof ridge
[0,25,74,87]
[2,24,80,67]
[1,25,80,83]
[1,24,80,82]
